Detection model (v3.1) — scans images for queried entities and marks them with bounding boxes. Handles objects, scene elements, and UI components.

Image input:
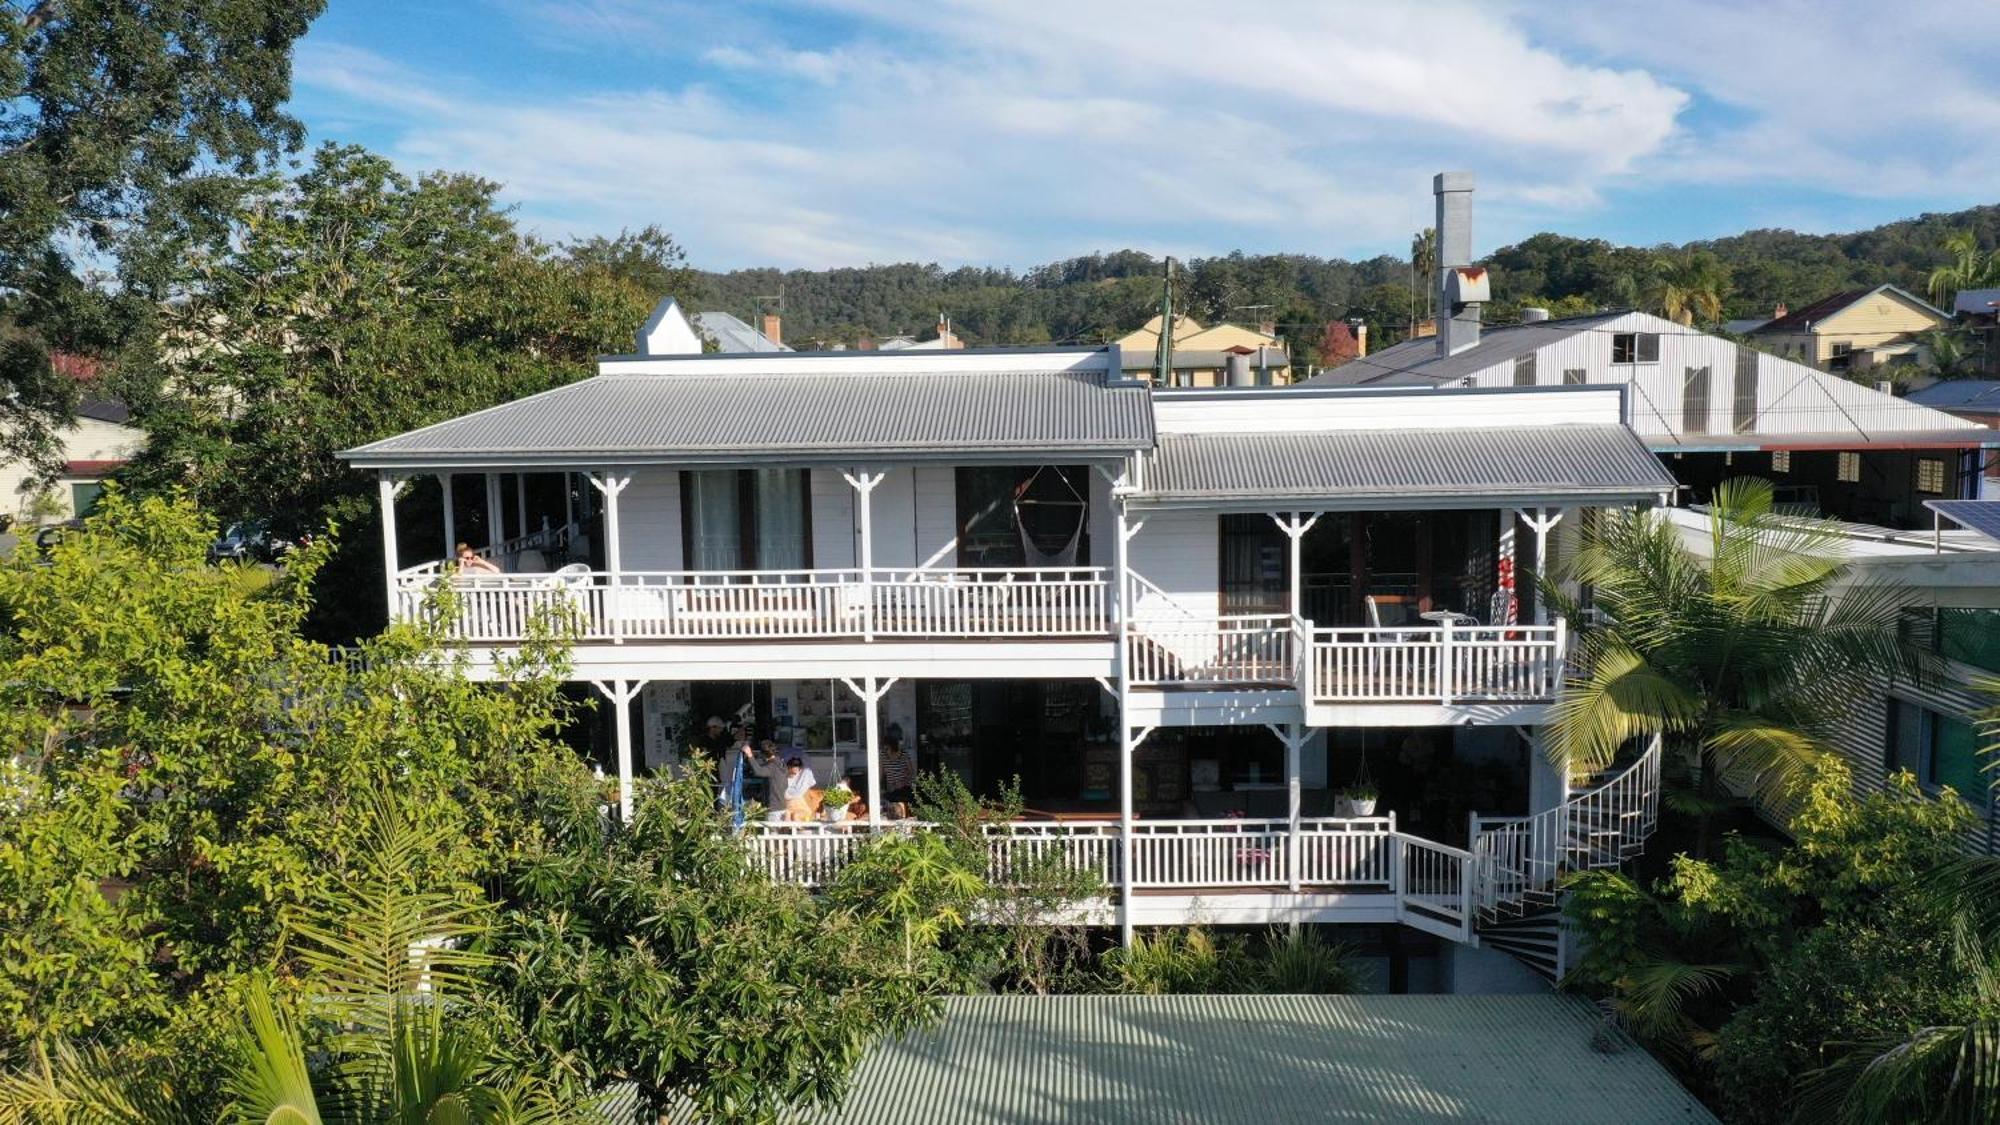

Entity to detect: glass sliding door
[681,468,812,571]
[684,469,744,571]
[753,469,809,569]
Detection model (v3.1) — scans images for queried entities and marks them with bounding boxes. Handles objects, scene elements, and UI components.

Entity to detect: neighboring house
[878,315,967,351]
[1952,287,2000,376]
[1308,243,1992,531]
[0,399,146,524]
[1906,380,2000,490]
[1116,315,1292,386]
[692,310,790,353]
[1664,502,2000,854]
[341,180,1687,991]
[1745,284,1951,372]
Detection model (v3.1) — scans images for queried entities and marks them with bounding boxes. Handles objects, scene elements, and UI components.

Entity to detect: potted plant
[1335,783,1379,818]
[821,784,855,823]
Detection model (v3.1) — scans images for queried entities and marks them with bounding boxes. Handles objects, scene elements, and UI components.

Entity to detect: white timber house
[340,172,1998,987]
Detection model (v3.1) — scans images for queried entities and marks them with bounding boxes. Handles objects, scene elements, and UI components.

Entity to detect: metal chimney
[1434,172,1485,358]
[1224,350,1254,387]
[1520,307,1550,323]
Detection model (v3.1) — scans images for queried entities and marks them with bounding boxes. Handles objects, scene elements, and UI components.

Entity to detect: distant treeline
[698,203,2000,355]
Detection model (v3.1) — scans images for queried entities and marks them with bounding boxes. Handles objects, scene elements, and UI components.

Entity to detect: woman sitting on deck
[454,542,501,575]
[780,757,818,821]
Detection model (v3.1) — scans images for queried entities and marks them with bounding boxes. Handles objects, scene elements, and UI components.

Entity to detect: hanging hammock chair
[1012,465,1087,567]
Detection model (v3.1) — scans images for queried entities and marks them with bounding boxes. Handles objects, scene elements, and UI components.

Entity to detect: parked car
[33,519,85,558]
[208,521,293,564]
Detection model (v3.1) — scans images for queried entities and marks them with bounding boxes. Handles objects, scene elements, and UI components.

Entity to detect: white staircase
[1466,736,1664,980]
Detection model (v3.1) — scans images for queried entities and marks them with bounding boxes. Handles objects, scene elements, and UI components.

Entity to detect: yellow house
[1114,315,1290,385]
[1748,284,1949,374]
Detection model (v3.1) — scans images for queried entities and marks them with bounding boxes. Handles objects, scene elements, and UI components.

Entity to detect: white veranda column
[440,473,456,559]
[841,676,900,827]
[842,471,885,640]
[1270,512,1322,622]
[515,474,529,541]
[591,679,645,822]
[485,473,504,552]
[1267,723,1307,892]
[378,474,402,618]
[588,471,631,641]
[1514,508,1567,626]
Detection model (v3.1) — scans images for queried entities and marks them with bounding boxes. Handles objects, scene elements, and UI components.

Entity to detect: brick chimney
[1258,317,1277,340]
[1773,302,1788,320]
[1352,320,1368,357]
[857,334,877,351]
[760,312,783,346]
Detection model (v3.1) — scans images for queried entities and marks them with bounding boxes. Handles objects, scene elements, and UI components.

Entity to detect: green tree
[1926,230,2000,307]
[0,491,598,1111]
[0,0,325,465]
[1565,765,1978,1117]
[1545,477,1932,854]
[485,766,940,1123]
[113,144,684,640]
[1653,250,1732,326]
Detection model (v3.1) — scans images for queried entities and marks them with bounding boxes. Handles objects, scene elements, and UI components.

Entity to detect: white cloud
[293,0,1994,268]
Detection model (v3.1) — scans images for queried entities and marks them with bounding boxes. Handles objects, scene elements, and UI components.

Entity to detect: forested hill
[697,203,2000,353]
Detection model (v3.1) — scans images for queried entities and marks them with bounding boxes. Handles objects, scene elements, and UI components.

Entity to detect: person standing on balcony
[751,738,787,814]
[454,542,501,574]
[879,737,917,818]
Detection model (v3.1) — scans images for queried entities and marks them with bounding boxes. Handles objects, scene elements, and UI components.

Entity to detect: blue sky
[290,0,2000,271]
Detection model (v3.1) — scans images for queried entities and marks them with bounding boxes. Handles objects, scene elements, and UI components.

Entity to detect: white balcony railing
[394,566,1111,643]
[1300,621,1566,706]
[1124,614,1294,687]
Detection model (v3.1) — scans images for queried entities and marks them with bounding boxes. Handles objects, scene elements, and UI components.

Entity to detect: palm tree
[1410,227,1437,328]
[1652,250,1731,327]
[1927,230,2000,307]
[1543,478,1934,854]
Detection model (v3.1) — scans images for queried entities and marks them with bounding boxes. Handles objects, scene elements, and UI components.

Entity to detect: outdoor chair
[1365,594,1427,642]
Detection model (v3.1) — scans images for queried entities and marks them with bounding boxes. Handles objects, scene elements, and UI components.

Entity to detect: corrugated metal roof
[1906,380,2000,412]
[1135,424,1677,508]
[799,994,1716,1125]
[340,369,1154,468]
[1306,313,1622,388]
[692,311,790,353]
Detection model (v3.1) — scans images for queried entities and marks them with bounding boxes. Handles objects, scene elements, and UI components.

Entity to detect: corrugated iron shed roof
[1134,424,1677,509]
[692,310,790,353]
[1906,380,2000,412]
[1305,313,1622,388]
[340,369,1154,468]
[793,994,1716,1125]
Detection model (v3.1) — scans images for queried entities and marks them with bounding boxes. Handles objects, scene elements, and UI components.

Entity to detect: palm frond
[1615,954,1737,1050]
[223,978,324,1125]
[1705,718,1832,811]
[287,786,494,1035]
[1796,1020,2000,1125]
[0,1041,186,1125]
[1547,640,1700,774]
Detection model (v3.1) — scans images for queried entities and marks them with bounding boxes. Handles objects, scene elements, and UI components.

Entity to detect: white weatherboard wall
[810,469,857,568]
[870,467,917,569]
[1446,311,1976,446]
[619,468,682,571]
[1151,385,1627,435]
[913,466,958,568]
[0,416,145,520]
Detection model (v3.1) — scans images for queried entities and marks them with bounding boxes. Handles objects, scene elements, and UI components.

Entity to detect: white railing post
[1439,622,1456,706]
[439,472,456,560]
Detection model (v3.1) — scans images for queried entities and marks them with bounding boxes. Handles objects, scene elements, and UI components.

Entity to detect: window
[1887,699,1987,807]
[1611,332,1660,364]
[1828,342,1854,372]
[1732,347,1759,432]
[1837,451,1862,483]
[1563,368,1586,385]
[1771,450,1791,473]
[1903,606,2000,676]
[1219,514,1288,615]
[955,466,1091,568]
[1682,366,1711,435]
[68,482,103,516]
[1916,458,1946,494]
[1513,353,1537,386]
[680,469,812,570]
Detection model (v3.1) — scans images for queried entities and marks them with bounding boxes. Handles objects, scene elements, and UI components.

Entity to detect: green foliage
[485,768,940,1123]
[0,493,594,1106]
[1565,766,1980,1115]
[112,144,692,641]
[1545,477,1934,848]
[0,1,325,468]
[1107,927,1358,996]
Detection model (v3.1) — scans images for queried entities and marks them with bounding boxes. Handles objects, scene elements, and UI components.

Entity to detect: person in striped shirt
[879,737,917,817]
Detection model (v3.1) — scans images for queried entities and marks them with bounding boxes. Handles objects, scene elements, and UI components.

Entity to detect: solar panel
[1924,500,2000,543]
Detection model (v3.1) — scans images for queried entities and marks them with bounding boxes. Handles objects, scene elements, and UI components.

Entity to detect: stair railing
[1467,734,1662,919]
